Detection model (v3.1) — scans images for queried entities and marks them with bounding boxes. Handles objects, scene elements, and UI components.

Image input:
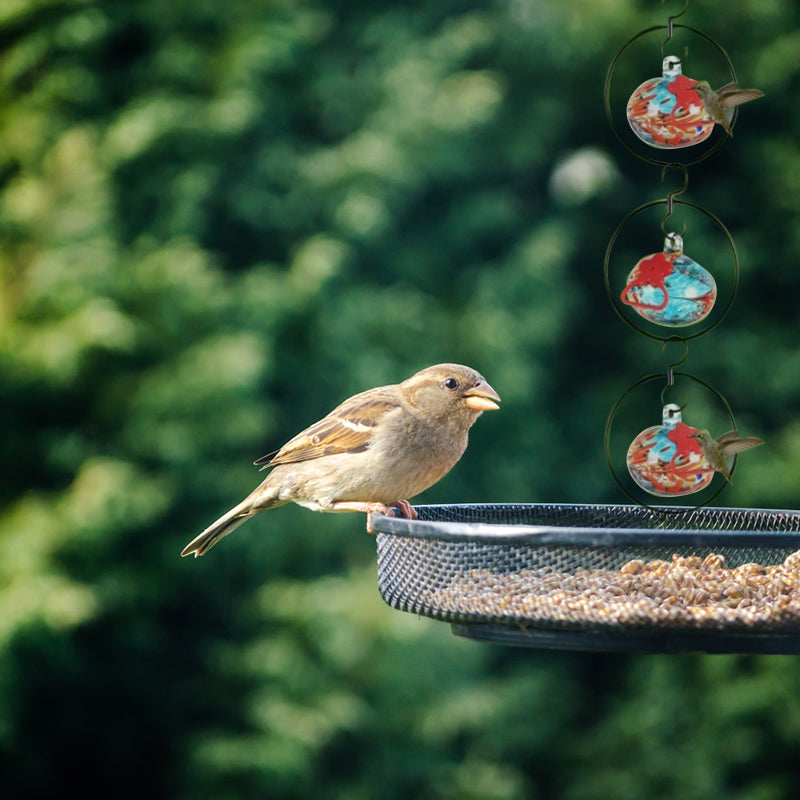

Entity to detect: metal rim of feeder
[373,503,800,548]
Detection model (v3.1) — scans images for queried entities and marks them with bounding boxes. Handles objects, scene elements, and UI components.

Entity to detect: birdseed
[424,551,800,631]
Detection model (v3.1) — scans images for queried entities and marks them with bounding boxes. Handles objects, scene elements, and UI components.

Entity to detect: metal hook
[660,163,689,236]
[659,337,690,407]
[662,335,689,369]
[662,217,688,238]
[661,0,690,56]
[660,382,689,410]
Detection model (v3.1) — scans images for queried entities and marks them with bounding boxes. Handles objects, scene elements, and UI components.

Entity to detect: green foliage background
[1,0,799,797]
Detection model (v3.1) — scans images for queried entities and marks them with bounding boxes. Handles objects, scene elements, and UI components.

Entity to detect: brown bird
[692,81,764,137]
[691,429,764,483]
[181,363,500,557]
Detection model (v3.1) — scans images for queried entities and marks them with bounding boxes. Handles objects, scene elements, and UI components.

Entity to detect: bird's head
[692,80,714,99]
[690,428,713,446]
[400,363,500,423]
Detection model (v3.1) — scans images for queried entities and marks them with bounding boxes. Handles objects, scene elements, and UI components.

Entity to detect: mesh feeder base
[373,503,800,654]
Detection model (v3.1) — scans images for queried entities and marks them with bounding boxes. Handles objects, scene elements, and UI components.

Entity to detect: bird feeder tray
[373,503,800,653]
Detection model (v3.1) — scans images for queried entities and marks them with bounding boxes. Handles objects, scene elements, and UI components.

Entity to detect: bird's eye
[444,377,459,390]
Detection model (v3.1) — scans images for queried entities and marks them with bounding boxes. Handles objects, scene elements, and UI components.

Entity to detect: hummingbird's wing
[716,86,764,108]
[716,430,765,455]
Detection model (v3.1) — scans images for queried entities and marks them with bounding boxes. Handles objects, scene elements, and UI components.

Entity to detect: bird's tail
[181,488,281,557]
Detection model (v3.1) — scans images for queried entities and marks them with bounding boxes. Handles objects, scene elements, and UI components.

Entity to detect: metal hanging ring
[604,197,739,342]
[604,24,739,167]
[604,371,739,512]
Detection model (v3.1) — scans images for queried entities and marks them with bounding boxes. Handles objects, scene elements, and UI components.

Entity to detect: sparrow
[692,81,764,137]
[690,429,764,483]
[181,363,500,557]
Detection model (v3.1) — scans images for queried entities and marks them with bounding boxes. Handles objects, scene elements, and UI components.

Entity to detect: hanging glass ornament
[626,56,715,149]
[620,232,716,327]
[626,403,714,496]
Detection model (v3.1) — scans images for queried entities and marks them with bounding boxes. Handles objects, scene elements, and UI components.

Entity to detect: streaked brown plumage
[181,364,500,557]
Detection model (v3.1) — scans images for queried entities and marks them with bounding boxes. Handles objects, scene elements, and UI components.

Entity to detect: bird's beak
[464,380,501,412]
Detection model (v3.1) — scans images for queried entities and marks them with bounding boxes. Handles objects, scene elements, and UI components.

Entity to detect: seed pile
[427,551,800,631]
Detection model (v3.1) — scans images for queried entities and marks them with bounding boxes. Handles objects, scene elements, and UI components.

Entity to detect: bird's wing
[717,86,764,107]
[716,431,765,455]
[254,387,401,468]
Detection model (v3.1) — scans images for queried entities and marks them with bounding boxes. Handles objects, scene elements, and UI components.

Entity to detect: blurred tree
[0,0,799,797]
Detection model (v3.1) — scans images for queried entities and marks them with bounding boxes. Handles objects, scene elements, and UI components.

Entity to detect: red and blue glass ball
[620,233,716,327]
[627,404,715,496]
[627,57,715,149]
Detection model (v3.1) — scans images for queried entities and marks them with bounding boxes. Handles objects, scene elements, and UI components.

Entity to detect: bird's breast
[357,410,470,500]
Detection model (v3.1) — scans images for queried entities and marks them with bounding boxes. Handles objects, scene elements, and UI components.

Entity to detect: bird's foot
[328,500,416,533]
[391,499,417,520]
[328,501,392,534]
[365,499,417,533]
